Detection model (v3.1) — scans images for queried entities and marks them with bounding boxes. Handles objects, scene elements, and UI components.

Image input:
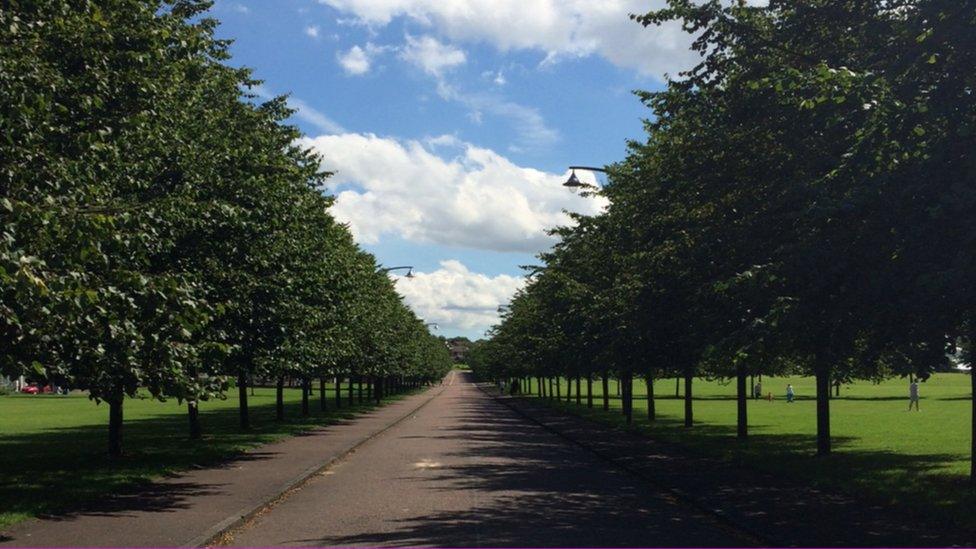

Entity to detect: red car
[20,384,40,394]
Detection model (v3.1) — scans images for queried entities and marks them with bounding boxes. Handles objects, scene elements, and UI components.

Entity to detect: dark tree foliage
[479,0,976,478]
[0,0,452,456]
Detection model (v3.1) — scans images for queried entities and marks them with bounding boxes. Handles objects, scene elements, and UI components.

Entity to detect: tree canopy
[0,0,451,455]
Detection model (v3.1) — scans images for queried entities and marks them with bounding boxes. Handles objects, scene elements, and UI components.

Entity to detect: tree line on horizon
[0,0,452,456]
[469,0,976,480]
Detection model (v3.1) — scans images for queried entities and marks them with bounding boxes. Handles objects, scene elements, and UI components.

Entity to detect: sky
[208,0,711,340]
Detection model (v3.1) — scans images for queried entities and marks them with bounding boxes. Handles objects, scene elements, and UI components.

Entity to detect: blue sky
[208,0,702,339]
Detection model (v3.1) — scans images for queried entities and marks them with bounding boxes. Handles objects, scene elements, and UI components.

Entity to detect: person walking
[754,381,762,399]
[908,380,920,411]
[786,384,795,403]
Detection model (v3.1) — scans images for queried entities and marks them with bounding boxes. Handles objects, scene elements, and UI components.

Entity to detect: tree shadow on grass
[0,394,396,531]
[530,396,974,546]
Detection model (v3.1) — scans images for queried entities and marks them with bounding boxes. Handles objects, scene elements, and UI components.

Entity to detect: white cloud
[397,260,525,333]
[436,80,558,151]
[305,25,321,38]
[424,133,464,148]
[336,34,553,151]
[251,85,346,134]
[481,70,507,86]
[337,45,372,75]
[315,0,728,78]
[336,42,393,75]
[300,133,605,253]
[399,34,466,77]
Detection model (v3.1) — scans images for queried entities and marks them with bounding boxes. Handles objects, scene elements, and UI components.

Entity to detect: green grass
[0,384,405,531]
[526,373,976,529]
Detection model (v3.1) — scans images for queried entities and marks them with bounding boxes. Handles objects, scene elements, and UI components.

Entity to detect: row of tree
[0,0,452,456]
[470,0,976,479]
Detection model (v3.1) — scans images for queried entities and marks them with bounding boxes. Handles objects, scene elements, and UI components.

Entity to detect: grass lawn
[525,373,976,529]
[0,384,404,531]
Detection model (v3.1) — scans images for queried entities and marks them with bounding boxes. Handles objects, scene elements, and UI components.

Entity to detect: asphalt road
[222,371,747,547]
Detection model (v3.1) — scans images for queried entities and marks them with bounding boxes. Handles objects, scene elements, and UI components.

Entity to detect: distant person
[786,384,795,403]
[908,380,920,411]
[766,391,774,402]
[754,381,762,399]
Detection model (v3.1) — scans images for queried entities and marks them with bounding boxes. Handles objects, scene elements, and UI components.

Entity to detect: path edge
[186,382,448,548]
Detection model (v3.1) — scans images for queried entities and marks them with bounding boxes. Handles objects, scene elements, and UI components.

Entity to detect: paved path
[0,378,450,548]
[222,372,746,547]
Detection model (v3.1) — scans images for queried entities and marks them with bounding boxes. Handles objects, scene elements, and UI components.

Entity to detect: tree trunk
[675,376,680,398]
[238,369,249,430]
[358,378,364,403]
[276,376,285,421]
[601,372,609,411]
[108,396,123,457]
[348,375,354,404]
[684,370,693,428]
[645,373,655,421]
[816,367,831,456]
[555,377,561,400]
[736,363,747,439]
[301,377,310,417]
[971,367,975,485]
[575,376,582,405]
[375,377,383,403]
[320,377,327,412]
[750,374,755,400]
[586,376,593,408]
[188,400,201,439]
[549,378,554,400]
[622,372,633,425]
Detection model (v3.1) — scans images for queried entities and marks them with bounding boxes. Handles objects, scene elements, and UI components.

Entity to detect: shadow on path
[311,383,746,548]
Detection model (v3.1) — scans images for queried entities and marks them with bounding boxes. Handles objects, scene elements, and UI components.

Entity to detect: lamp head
[563,169,583,188]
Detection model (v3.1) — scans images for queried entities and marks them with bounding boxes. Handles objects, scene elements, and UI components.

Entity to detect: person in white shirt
[908,380,920,411]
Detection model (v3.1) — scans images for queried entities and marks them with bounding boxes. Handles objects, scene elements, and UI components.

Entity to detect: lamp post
[565,164,640,420]
[377,265,415,278]
[564,166,608,190]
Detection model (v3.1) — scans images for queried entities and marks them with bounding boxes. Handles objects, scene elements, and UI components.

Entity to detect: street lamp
[564,165,607,190]
[378,265,415,278]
